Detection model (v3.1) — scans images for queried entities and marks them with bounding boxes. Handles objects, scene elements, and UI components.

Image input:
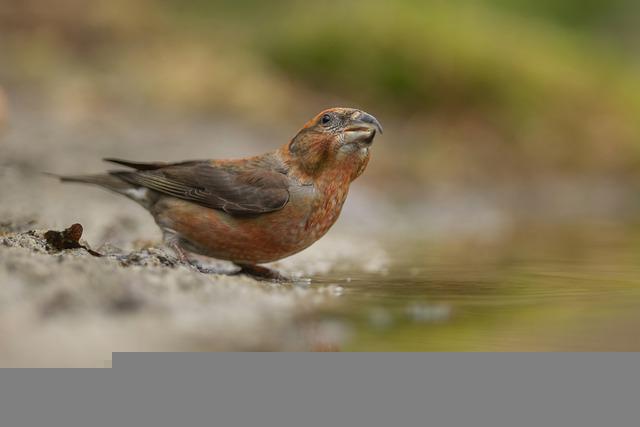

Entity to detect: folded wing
[106,158,290,216]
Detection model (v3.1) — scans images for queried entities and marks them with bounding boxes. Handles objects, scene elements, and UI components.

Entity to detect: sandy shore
[0,225,343,366]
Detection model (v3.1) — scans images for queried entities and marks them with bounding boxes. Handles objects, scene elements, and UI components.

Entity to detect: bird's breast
[300,178,350,240]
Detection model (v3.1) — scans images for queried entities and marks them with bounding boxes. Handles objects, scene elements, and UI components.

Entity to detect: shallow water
[314,225,640,351]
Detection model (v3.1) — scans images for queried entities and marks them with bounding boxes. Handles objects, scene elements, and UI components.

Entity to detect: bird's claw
[234,264,290,282]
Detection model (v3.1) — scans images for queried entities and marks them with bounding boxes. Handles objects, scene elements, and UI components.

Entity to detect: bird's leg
[235,263,289,282]
[169,242,192,265]
[163,230,197,267]
[168,242,221,273]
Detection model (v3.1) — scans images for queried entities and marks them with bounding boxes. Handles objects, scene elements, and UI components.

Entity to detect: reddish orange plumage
[59,107,382,274]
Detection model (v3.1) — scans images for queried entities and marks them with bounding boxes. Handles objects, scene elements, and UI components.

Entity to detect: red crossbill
[58,107,382,279]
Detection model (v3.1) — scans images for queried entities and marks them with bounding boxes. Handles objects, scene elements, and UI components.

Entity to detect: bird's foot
[187,261,223,274]
[234,264,290,282]
[168,243,285,279]
[168,243,224,274]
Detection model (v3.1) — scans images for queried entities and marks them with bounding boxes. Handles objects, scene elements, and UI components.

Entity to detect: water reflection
[313,225,640,351]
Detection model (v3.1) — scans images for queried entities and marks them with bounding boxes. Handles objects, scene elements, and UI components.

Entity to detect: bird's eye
[320,114,332,125]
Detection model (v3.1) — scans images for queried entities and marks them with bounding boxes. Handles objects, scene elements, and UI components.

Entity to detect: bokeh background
[3,0,640,235]
[2,1,640,359]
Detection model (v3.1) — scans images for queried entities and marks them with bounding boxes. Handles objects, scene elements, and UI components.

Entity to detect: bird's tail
[53,173,129,189]
[49,173,153,207]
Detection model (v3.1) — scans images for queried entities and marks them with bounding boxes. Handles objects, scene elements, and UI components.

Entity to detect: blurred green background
[3,0,640,355]
[2,0,640,222]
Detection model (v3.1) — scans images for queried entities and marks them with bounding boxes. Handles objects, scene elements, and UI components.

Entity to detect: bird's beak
[343,111,383,145]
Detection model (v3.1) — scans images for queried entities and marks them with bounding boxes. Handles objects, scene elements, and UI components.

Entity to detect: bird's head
[284,107,382,180]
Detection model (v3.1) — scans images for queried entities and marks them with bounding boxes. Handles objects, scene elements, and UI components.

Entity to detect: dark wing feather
[109,160,290,216]
[104,158,197,171]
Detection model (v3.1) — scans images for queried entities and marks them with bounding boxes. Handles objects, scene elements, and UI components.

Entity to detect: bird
[57,107,382,280]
